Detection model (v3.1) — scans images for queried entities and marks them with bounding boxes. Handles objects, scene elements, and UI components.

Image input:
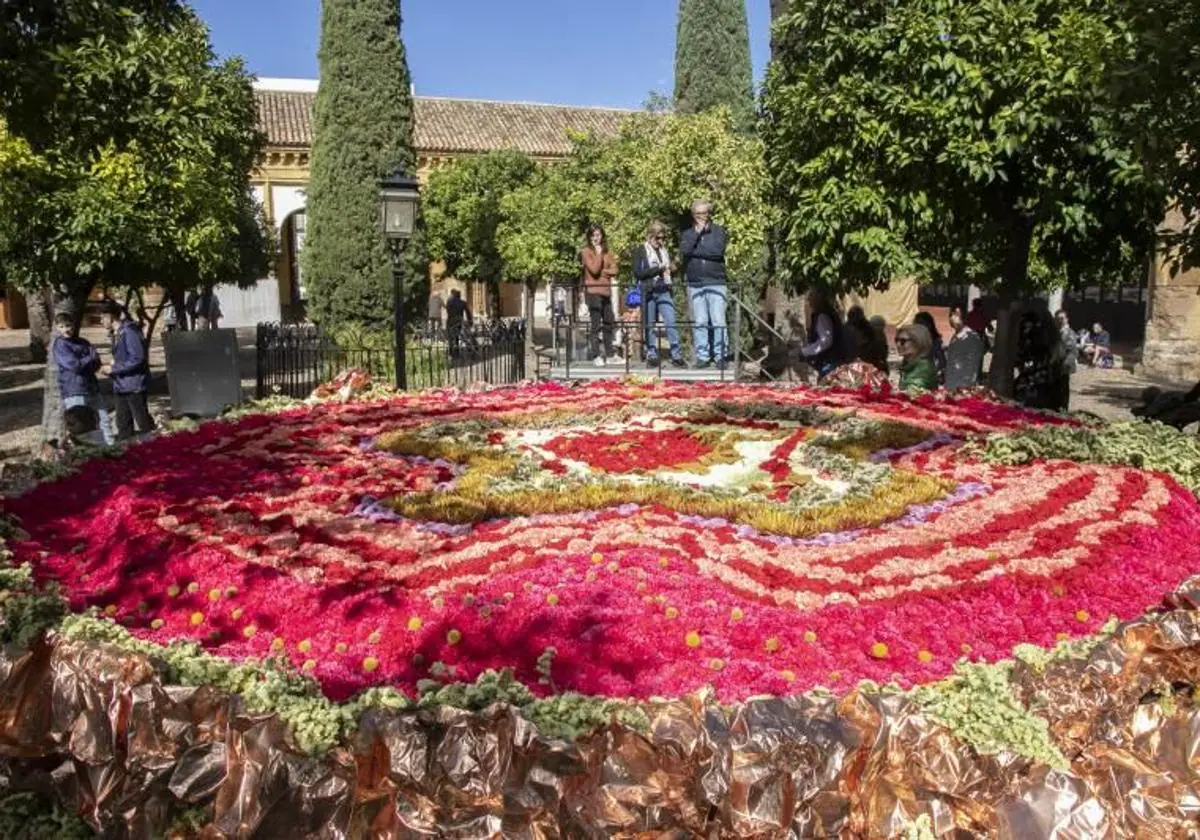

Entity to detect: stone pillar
[1139,211,1200,381]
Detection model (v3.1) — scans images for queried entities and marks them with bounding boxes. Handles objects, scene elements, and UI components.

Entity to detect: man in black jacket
[679,201,729,367]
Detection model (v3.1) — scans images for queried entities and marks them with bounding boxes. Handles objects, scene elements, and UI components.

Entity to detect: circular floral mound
[5,381,1200,702]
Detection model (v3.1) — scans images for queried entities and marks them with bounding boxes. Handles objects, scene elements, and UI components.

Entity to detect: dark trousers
[585,293,615,358]
[113,392,156,441]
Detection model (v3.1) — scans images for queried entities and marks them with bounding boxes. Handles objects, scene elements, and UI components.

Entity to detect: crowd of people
[572,200,733,369]
[801,297,1115,410]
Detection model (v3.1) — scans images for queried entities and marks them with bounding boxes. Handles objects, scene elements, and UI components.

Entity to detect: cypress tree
[674,0,755,131]
[303,0,424,329]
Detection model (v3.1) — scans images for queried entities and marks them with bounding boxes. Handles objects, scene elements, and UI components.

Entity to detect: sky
[189,0,773,109]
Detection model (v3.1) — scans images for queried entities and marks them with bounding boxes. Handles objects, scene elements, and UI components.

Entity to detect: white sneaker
[593,356,606,367]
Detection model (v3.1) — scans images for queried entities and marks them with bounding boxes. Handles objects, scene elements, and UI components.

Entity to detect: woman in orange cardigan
[580,224,618,365]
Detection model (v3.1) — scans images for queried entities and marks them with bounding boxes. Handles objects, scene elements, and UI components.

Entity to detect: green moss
[903,814,937,840]
[0,791,92,840]
[913,661,1067,769]
[967,422,1200,493]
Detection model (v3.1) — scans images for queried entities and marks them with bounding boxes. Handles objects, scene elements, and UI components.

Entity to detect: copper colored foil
[1,581,1200,838]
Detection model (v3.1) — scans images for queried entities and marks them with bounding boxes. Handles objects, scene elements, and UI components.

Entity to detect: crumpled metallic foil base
[3,580,1200,838]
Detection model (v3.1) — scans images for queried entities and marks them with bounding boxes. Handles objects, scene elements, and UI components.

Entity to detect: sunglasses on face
[896,338,910,345]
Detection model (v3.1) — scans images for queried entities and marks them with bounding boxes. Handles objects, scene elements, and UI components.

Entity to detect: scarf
[644,242,671,285]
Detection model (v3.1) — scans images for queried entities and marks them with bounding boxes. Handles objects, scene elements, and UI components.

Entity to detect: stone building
[252,78,631,323]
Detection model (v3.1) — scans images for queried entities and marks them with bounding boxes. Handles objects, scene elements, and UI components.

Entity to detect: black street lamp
[378,167,421,390]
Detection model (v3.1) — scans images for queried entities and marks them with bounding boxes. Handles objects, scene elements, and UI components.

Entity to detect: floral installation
[2,379,1199,714]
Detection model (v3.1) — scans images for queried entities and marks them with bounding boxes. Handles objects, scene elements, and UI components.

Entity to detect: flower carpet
[5,380,1200,706]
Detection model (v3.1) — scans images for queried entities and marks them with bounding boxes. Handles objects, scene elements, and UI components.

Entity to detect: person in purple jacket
[52,312,114,445]
[100,301,156,440]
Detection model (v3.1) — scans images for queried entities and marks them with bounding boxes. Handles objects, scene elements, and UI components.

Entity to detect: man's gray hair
[691,200,713,215]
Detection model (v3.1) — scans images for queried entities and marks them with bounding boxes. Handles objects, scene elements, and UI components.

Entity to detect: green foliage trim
[966,421,1200,494]
[913,661,1068,770]
[0,791,92,840]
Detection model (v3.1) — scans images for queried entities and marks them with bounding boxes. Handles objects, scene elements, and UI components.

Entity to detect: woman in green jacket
[896,324,938,391]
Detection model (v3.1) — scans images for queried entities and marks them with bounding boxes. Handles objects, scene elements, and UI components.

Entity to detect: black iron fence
[256,320,526,399]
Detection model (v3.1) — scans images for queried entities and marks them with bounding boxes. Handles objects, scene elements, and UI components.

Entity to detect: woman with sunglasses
[896,323,938,391]
[631,221,684,367]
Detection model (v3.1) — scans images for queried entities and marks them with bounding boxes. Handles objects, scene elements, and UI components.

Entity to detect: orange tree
[762,0,1171,395]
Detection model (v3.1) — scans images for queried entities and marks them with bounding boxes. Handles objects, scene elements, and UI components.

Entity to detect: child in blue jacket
[53,312,114,445]
[100,302,156,440]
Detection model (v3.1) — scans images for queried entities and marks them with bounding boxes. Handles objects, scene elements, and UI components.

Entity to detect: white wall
[271,186,306,230]
[215,279,282,328]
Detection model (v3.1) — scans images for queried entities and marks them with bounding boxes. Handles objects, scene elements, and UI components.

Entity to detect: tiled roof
[254,90,634,157]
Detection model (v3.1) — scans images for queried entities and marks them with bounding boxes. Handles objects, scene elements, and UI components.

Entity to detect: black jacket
[631,244,672,293]
[679,224,729,287]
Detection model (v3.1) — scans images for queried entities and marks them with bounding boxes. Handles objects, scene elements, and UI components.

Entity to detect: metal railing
[546,282,789,381]
[256,320,526,399]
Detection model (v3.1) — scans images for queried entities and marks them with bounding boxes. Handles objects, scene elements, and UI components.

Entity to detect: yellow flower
[1075,610,1090,623]
[918,650,934,663]
[803,630,818,644]
[829,671,843,682]
[186,583,200,594]
[432,596,445,609]
[709,658,725,671]
[362,656,379,673]
[585,571,598,582]
[522,581,534,592]
[243,625,257,639]
[151,619,165,630]
[167,585,181,598]
[665,607,679,620]
[960,643,973,655]
[301,660,316,673]
[335,642,349,654]
[189,612,204,627]
[546,594,560,606]
[1056,632,1070,642]
[407,617,423,632]
[208,589,222,602]
[780,669,797,683]
[764,637,781,653]
[104,605,118,616]
[591,552,604,565]
[271,637,285,652]
[368,630,382,645]
[730,607,745,622]
[658,557,671,568]
[606,562,620,573]
[230,607,244,621]
[298,640,313,654]
[447,629,462,646]
[870,642,889,659]
[685,631,702,649]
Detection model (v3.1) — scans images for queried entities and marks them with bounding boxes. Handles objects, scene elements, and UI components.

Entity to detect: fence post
[255,323,265,400]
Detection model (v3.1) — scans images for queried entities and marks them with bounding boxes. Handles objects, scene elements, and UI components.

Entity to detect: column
[1139,211,1200,381]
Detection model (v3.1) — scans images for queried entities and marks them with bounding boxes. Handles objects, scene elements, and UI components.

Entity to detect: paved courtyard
[0,326,1183,463]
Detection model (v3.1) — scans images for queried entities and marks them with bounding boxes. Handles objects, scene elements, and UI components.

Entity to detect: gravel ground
[0,327,1180,464]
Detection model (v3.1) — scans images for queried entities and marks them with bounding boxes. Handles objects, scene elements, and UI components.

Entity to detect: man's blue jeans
[644,289,681,362]
[688,285,728,364]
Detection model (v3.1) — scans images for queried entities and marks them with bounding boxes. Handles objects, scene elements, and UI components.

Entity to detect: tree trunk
[26,288,51,364]
[40,286,95,447]
[987,220,1035,397]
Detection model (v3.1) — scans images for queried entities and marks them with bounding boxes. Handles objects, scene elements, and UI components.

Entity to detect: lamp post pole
[378,167,420,392]
[391,241,407,391]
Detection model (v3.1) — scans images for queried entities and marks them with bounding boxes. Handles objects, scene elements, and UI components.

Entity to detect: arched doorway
[277,208,307,322]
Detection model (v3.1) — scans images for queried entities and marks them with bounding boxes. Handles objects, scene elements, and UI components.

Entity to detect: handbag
[625,287,642,309]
